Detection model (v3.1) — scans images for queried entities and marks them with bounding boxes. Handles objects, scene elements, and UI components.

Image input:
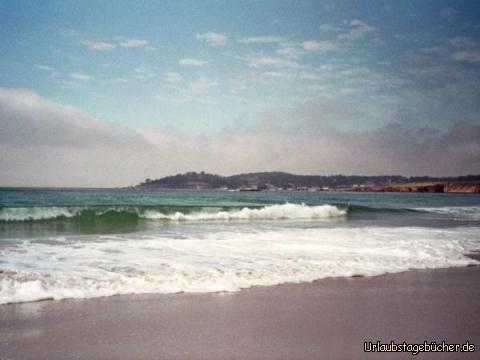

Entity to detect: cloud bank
[0,88,479,187]
[0,88,157,187]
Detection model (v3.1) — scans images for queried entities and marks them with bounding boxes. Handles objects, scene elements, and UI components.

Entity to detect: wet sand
[1,266,479,359]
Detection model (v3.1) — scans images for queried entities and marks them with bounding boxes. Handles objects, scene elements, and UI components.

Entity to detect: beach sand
[1,265,479,359]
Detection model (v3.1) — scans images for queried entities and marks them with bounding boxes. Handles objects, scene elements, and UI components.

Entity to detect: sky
[1,0,480,187]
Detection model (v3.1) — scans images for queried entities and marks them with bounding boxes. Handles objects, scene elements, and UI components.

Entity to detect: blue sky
[1,0,480,186]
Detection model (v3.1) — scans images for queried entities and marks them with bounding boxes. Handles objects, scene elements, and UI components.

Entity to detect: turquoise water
[1,188,479,237]
[0,188,479,304]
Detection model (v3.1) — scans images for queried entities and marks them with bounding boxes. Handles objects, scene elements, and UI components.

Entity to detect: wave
[346,204,420,214]
[1,226,479,304]
[348,204,480,220]
[416,206,480,220]
[0,206,81,222]
[0,203,346,223]
[142,203,345,220]
[1,203,479,224]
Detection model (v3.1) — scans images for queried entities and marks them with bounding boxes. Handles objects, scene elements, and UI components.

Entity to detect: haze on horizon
[1,0,480,187]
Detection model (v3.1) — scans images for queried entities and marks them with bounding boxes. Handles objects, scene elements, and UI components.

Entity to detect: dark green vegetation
[137,172,480,190]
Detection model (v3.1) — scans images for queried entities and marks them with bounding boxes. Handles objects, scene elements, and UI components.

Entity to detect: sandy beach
[1,264,479,359]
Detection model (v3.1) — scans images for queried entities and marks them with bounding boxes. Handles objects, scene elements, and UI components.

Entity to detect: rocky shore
[368,181,480,194]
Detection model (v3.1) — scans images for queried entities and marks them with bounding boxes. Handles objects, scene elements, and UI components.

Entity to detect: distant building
[239,184,260,191]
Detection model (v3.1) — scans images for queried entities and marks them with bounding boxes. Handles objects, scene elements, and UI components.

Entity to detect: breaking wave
[0,203,480,223]
[0,203,346,223]
[2,204,479,223]
[0,206,80,222]
[1,226,479,304]
[142,203,345,220]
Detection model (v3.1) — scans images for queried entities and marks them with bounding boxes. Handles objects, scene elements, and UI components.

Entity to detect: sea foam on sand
[1,225,479,304]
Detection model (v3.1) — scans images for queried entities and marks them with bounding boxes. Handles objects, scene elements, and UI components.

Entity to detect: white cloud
[418,46,445,55]
[196,32,228,47]
[338,19,376,41]
[296,20,376,54]
[238,36,284,44]
[163,72,183,84]
[300,71,322,80]
[189,76,217,93]
[449,37,476,48]
[179,58,207,66]
[260,71,290,80]
[308,84,329,92]
[349,19,369,27]
[452,50,480,64]
[81,37,149,50]
[302,40,338,52]
[444,38,480,67]
[319,24,342,33]
[82,40,116,50]
[139,101,480,178]
[242,55,299,69]
[135,74,156,81]
[118,38,149,48]
[1,88,478,186]
[133,66,156,80]
[35,64,55,71]
[70,72,92,82]
[156,75,218,104]
[277,46,302,58]
[0,88,156,187]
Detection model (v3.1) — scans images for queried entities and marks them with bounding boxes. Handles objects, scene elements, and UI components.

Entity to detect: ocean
[0,188,479,304]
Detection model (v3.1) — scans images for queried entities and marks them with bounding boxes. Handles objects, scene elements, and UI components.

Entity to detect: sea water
[0,188,479,304]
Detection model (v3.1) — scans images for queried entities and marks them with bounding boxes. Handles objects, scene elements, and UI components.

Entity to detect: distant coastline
[135,171,480,193]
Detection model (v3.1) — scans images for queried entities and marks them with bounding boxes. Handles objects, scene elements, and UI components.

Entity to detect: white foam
[0,203,346,222]
[1,226,479,304]
[0,207,80,221]
[142,203,346,221]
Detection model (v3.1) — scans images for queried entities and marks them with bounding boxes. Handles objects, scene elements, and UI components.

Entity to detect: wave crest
[142,203,346,221]
[0,206,80,221]
[0,203,346,223]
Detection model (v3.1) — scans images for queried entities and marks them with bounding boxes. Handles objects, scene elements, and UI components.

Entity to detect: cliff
[445,182,480,193]
[370,181,480,193]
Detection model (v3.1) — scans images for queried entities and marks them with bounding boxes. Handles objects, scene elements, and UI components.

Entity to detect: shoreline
[1,265,480,359]
[2,254,479,306]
